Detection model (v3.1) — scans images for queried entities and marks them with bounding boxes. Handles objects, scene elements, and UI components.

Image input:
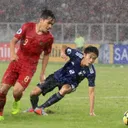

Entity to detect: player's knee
[0,83,10,94]
[59,86,72,96]
[13,83,24,98]
[13,90,23,99]
[30,87,41,97]
[13,87,23,95]
[30,90,36,97]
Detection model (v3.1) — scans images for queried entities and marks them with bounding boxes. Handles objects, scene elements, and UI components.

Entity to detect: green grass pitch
[0,62,127,128]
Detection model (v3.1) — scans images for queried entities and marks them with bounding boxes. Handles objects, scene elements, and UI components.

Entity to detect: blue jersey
[54,47,96,88]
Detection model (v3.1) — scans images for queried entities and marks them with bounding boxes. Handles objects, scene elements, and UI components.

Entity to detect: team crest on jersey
[16,28,22,34]
[67,48,72,54]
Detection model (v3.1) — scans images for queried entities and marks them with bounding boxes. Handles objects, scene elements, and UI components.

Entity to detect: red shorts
[1,60,37,89]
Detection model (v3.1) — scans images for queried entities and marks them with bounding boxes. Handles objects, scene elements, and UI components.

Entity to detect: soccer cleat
[0,116,4,121]
[23,108,34,113]
[11,101,20,115]
[34,107,48,116]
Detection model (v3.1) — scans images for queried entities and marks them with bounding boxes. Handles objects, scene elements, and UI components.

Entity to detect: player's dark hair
[84,46,99,57]
[40,9,55,20]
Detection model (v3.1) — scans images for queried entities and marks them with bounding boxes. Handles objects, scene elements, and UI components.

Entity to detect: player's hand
[61,52,67,61]
[89,112,96,116]
[10,53,19,61]
[40,74,46,83]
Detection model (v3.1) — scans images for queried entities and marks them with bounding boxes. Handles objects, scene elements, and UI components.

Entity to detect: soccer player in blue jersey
[25,45,99,116]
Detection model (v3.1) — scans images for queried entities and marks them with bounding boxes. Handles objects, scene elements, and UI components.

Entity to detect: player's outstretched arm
[10,37,19,61]
[40,54,50,83]
[61,45,68,61]
[89,87,96,116]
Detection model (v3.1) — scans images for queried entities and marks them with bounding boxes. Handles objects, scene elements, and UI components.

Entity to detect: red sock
[0,92,6,116]
[0,112,3,116]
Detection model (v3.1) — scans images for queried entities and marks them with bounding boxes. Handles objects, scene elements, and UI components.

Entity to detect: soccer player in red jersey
[0,9,55,121]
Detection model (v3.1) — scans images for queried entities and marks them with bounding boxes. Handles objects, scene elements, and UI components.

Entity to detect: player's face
[39,17,55,33]
[83,52,97,66]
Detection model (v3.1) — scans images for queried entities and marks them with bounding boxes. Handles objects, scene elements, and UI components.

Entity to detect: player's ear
[83,53,87,57]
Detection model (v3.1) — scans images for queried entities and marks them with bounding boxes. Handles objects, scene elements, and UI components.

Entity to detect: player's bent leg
[38,84,72,110]
[0,92,6,121]
[59,84,72,96]
[30,86,42,109]
[0,83,11,120]
[38,92,64,110]
[11,82,24,115]
[23,86,42,113]
[37,84,72,110]
[0,92,6,117]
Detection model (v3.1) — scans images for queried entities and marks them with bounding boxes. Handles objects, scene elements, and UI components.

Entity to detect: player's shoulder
[21,22,35,32]
[75,50,83,58]
[66,47,83,59]
[88,64,96,74]
[22,22,35,27]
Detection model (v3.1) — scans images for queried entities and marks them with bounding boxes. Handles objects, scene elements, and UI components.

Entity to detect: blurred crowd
[1,0,128,43]
[0,0,128,23]
[0,0,43,22]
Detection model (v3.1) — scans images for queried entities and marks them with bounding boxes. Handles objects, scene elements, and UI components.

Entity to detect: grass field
[0,62,128,128]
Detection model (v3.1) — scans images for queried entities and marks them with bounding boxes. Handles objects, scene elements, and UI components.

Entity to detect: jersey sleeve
[65,47,83,60]
[14,23,27,40]
[87,66,96,87]
[87,74,95,87]
[43,37,54,55]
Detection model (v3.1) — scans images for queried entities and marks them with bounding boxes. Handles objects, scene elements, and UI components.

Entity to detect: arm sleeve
[14,23,27,40]
[65,47,76,59]
[87,74,96,87]
[65,47,83,60]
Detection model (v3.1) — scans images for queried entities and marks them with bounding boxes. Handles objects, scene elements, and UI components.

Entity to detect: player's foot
[11,101,20,115]
[34,107,48,116]
[0,116,4,121]
[23,108,34,113]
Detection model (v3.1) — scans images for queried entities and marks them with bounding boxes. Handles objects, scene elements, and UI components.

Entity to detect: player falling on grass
[25,45,99,116]
[0,9,56,121]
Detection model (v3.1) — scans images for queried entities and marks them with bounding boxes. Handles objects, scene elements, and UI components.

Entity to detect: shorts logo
[16,28,22,34]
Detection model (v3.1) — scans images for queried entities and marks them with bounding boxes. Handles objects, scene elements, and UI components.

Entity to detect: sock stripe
[56,92,63,99]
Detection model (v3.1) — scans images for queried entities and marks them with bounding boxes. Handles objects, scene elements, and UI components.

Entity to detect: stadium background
[0,0,128,64]
[0,1,128,128]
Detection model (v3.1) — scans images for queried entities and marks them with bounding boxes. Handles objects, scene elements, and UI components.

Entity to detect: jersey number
[23,39,28,45]
[24,76,30,83]
[69,70,75,74]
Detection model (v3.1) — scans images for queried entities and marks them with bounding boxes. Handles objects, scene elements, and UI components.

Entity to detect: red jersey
[1,22,54,88]
[15,22,54,65]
